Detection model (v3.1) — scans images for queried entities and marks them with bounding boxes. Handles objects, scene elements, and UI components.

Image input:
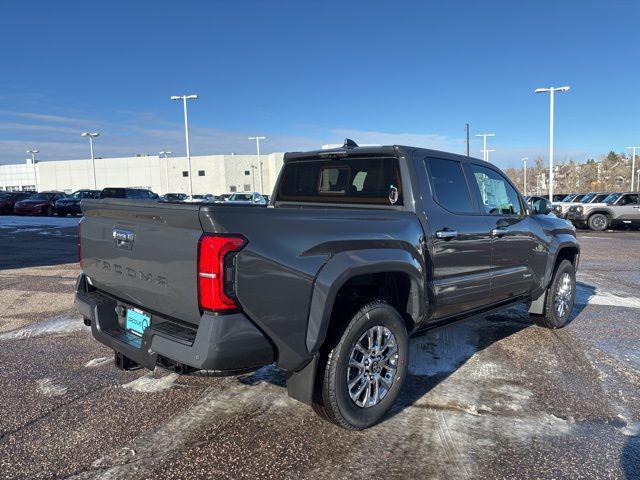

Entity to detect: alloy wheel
[346,325,399,408]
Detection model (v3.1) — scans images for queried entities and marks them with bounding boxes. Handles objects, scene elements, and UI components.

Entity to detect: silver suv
[566,192,640,230]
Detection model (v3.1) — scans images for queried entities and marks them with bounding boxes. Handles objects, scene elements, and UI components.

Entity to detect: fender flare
[529,236,580,315]
[305,248,425,354]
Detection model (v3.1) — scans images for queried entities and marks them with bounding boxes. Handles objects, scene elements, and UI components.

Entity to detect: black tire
[532,260,576,329]
[312,301,409,430]
[588,213,608,231]
[1,205,11,215]
[46,206,53,216]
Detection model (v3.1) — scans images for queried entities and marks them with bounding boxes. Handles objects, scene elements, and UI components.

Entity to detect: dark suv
[99,188,159,200]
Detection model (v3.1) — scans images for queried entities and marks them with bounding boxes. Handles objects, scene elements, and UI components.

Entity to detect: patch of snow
[576,283,640,309]
[37,378,68,396]
[0,314,84,340]
[122,372,179,393]
[85,357,112,368]
[0,215,80,229]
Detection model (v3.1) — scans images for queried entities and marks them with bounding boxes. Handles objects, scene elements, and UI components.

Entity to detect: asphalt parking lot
[0,216,638,479]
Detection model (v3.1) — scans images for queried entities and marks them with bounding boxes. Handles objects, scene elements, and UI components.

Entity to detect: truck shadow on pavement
[623,435,640,479]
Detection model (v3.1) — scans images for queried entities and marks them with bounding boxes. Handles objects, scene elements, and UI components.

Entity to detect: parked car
[160,193,188,202]
[76,140,579,429]
[552,193,590,218]
[0,191,36,215]
[14,191,66,216]
[226,192,267,205]
[99,188,159,200]
[219,193,233,201]
[183,194,222,203]
[566,191,640,230]
[54,190,100,216]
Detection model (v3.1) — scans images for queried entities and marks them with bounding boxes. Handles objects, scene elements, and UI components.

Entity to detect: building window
[182,171,189,177]
[244,170,250,176]
[244,184,251,192]
[22,185,36,191]
[229,186,237,192]
[198,170,205,176]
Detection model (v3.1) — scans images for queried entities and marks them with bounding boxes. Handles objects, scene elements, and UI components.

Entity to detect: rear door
[419,156,493,319]
[466,163,537,303]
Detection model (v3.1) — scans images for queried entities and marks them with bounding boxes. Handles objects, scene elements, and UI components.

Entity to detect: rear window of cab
[277,157,403,206]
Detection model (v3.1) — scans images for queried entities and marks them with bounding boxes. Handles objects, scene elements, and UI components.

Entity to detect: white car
[226,192,267,205]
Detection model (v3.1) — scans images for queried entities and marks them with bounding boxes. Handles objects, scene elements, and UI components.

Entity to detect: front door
[615,193,640,225]
[418,156,493,319]
[466,163,537,303]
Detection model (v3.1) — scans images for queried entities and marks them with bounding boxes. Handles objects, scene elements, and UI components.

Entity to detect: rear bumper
[74,273,275,373]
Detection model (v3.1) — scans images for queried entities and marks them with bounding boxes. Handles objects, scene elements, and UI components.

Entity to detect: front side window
[426,158,474,213]
[470,164,522,215]
[277,157,402,205]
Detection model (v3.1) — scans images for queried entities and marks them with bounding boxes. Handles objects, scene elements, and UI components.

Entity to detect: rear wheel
[532,259,576,329]
[312,301,408,430]
[588,213,608,231]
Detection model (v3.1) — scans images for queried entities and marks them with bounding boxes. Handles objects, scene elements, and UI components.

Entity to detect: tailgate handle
[113,229,135,250]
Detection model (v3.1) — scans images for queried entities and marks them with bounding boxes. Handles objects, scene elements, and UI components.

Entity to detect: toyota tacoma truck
[75,140,580,429]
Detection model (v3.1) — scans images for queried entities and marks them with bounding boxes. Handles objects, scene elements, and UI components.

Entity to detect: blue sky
[0,0,638,168]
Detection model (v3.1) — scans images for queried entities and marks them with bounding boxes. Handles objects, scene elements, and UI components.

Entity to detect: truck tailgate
[80,199,204,325]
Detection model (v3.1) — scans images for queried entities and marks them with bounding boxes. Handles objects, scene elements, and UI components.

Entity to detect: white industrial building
[0,153,285,195]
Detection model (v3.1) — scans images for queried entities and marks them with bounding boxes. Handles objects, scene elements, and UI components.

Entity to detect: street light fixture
[522,157,529,195]
[475,133,495,161]
[535,86,570,201]
[170,94,199,196]
[26,149,39,191]
[248,136,266,193]
[484,148,496,162]
[81,132,100,189]
[627,146,639,191]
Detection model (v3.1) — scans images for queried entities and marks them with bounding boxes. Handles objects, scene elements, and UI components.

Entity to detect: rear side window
[277,157,402,205]
[426,158,475,213]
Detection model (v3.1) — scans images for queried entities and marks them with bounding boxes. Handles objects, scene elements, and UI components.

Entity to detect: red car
[0,191,36,215]
[14,191,66,216]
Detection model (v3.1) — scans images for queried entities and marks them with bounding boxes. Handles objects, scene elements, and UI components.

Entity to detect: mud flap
[285,355,318,405]
[528,289,547,315]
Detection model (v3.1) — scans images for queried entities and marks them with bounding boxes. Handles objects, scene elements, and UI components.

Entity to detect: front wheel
[312,301,408,430]
[588,213,608,231]
[532,259,576,329]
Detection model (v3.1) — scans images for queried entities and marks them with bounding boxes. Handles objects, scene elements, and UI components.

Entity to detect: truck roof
[284,139,491,167]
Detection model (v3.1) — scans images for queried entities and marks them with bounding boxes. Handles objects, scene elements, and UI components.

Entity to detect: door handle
[435,229,458,239]
[491,227,508,237]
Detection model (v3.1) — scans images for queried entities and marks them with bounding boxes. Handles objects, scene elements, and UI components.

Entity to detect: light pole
[475,133,495,161]
[250,165,257,191]
[627,146,639,191]
[81,132,100,189]
[248,136,266,193]
[159,151,172,194]
[483,149,496,162]
[26,149,39,191]
[522,157,529,195]
[535,86,570,201]
[170,94,198,196]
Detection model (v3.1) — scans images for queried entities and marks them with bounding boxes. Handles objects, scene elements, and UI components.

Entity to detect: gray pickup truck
[75,140,580,429]
[565,191,640,231]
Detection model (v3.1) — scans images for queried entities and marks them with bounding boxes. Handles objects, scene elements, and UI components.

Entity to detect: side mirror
[531,198,553,215]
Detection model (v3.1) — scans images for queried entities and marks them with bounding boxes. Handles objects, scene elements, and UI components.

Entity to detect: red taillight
[198,234,246,312]
[77,220,83,268]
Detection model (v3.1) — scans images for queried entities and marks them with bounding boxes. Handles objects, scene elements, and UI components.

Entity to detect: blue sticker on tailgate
[126,308,150,336]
